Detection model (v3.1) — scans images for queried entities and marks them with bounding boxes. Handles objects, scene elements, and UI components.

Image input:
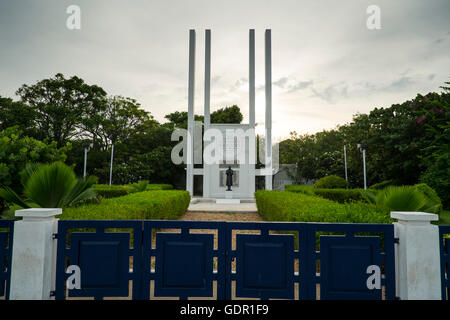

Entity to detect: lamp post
[109,144,114,185]
[344,145,348,186]
[357,143,367,189]
[82,142,92,178]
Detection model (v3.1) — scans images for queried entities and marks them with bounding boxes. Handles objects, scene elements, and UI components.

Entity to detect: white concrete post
[9,208,61,300]
[264,29,272,190]
[249,29,255,128]
[186,29,196,196]
[204,29,211,128]
[391,211,442,300]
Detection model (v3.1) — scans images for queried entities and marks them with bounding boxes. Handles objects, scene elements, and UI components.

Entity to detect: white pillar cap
[15,208,62,219]
[391,211,438,222]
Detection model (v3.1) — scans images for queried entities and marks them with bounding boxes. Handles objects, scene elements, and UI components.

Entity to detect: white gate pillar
[391,211,442,300]
[9,208,61,300]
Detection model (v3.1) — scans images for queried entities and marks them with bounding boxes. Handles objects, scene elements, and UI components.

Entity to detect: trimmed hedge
[313,188,367,203]
[286,185,371,203]
[147,184,173,191]
[92,183,174,199]
[255,190,392,224]
[314,175,348,189]
[61,190,190,220]
[284,185,315,195]
[92,184,130,198]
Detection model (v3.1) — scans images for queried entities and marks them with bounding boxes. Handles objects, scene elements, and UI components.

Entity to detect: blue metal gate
[439,226,450,300]
[54,220,396,300]
[0,220,14,300]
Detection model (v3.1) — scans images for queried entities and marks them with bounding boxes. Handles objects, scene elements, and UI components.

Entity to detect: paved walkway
[187,201,258,213]
[180,211,263,222]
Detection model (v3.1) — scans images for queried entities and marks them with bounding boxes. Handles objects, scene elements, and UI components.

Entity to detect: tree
[164,111,203,129]
[82,95,157,150]
[16,73,107,147]
[164,105,243,129]
[211,105,243,124]
[0,96,37,137]
[0,126,70,191]
[0,127,70,214]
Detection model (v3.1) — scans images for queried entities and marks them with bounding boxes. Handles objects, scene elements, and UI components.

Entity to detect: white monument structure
[185,29,275,202]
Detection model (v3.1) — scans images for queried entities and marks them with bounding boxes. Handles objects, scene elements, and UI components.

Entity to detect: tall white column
[204,29,211,127]
[249,29,255,128]
[9,208,61,300]
[265,29,272,190]
[186,29,196,196]
[203,30,211,198]
[391,211,442,300]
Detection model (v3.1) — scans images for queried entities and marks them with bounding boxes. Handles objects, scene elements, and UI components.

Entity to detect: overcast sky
[0,0,449,140]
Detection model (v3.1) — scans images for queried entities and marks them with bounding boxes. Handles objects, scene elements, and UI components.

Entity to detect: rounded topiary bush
[313,175,349,189]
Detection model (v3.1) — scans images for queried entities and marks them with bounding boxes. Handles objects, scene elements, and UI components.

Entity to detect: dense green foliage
[280,85,450,208]
[313,175,349,189]
[255,190,392,224]
[0,162,97,208]
[60,190,190,220]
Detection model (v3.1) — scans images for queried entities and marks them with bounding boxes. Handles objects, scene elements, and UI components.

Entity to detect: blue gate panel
[0,232,7,295]
[439,226,450,300]
[69,233,129,297]
[55,220,143,300]
[0,220,14,300]
[155,233,214,297]
[236,234,294,299]
[320,236,382,300]
[54,220,396,300]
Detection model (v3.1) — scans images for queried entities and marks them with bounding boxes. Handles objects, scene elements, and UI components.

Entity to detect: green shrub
[284,185,314,195]
[313,188,367,203]
[146,184,173,191]
[313,175,348,189]
[92,183,175,199]
[286,185,370,203]
[92,184,131,198]
[255,190,391,224]
[369,180,396,190]
[61,190,190,220]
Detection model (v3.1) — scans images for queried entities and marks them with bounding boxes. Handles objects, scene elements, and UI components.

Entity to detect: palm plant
[0,162,98,208]
[363,186,441,214]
